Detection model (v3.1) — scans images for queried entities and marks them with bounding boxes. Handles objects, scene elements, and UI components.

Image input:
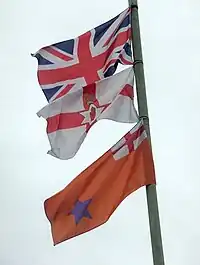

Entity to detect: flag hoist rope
[128,1,165,265]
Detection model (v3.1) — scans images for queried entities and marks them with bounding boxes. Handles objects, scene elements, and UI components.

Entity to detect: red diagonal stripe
[119,53,132,65]
[43,47,73,61]
[103,9,130,47]
[104,59,118,72]
[106,29,131,55]
[54,84,74,100]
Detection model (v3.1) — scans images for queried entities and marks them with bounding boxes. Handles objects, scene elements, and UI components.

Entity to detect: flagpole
[128,1,165,265]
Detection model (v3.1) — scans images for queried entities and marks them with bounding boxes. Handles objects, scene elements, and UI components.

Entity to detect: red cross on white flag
[37,67,138,160]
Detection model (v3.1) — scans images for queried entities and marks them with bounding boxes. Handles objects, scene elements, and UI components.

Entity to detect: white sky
[1,0,200,264]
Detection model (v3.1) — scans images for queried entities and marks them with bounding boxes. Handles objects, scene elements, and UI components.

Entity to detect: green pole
[128,1,165,264]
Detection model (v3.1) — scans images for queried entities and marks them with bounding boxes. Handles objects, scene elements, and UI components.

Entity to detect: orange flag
[44,120,156,245]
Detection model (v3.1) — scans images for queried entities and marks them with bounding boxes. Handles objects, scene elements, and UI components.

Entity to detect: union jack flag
[33,8,132,102]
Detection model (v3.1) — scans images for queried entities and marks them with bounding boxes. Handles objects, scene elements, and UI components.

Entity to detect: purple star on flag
[71,199,92,224]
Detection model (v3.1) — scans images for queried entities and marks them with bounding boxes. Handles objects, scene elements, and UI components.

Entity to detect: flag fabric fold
[33,8,132,102]
[44,120,156,245]
[37,67,138,160]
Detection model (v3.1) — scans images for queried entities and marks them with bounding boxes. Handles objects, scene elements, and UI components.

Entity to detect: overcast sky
[1,0,200,264]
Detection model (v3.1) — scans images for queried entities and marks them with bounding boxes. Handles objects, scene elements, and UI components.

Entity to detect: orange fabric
[44,138,156,245]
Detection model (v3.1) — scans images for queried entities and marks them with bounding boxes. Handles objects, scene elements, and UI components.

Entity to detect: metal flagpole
[128,1,165,265]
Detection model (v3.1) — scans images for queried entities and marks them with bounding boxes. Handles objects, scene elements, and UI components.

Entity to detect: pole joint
[139,115,149,121]
[130,4,138,9]
[133,60,143,67]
